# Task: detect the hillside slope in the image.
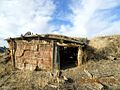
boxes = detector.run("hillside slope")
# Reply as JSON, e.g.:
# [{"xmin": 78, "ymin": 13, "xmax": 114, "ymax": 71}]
[{"xmin": 87, "ymin": 35, "xmax": 120, "ymax": 60}]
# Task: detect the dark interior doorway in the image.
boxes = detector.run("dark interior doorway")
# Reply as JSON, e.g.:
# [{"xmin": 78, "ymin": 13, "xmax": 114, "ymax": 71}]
[{"xmin": 59, "ymin": 46, "xmax": 78, "ymax": 69}]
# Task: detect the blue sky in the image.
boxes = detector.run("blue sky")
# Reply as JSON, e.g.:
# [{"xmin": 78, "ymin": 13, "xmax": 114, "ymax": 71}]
[{"xmin": 0, "ymin": 0, "xmax": 120, "ymax": 46}]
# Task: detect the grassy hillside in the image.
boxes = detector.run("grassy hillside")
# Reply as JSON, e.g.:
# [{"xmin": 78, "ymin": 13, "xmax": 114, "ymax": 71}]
[{"xmin": 87, "ymin": 35, "xmax": 120, "ymax": 60}]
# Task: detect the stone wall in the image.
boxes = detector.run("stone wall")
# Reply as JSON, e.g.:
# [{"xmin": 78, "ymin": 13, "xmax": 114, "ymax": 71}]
[{"xmin": 13, "ymin": 39, "xmax": 52, "ymax": 70}]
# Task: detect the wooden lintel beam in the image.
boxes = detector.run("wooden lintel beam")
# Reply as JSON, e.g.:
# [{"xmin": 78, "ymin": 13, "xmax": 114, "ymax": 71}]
[{"xmin": 57, "ymin": 42, "xmax": 80, "ymax": 47}]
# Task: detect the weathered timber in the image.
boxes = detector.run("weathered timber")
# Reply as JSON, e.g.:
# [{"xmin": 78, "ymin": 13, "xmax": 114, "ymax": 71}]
[
  {"xmin": 6, "ymin": 34, "xmax": 87, "ymax": 71},
  {"xmin": 54, "ymin": 44, "xmax": 60, "ymax": 70},
  {"xmin": 51, "ymin": 41, "xmax": 55, "ymax": 71},
  {"xmin": 77, "ymin": 46, "xmax": 83, "ymax": 66},
  {"xmin": 57, "ymin": 42, "xmax": 80, "ymax": 47},
  {"xmin": 10, "ymin": 39, "xmax": 16, "ymax": 69}
]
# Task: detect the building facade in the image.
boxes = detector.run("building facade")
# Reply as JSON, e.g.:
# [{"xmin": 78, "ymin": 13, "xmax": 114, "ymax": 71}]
[{"xmin": 6, "ymin": 34, "xmax": 88, "ymax": 71}]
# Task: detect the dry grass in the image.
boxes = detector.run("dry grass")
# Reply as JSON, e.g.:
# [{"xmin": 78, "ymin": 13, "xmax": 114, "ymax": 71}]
[
  {"xmin": 62, "ymin": 59, "xmax": 120, "ymax": 90},
  {"xmin": 1, "ymin": 59, "xmax": 120, "ymax": 90},
  {"xmin": 0, "ymin": 35, "xmax": 120, "ymax": 90},
  {"xmin": 86, "ymin": 35, "xmax": 120, "ymax": 60}
]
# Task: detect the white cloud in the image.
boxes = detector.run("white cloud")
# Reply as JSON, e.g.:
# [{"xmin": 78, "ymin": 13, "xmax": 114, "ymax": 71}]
[
  {"xmin": 19, "ymin": 16, "xmax": 52, "ymax": 34},
  {"xmin": 61, "ymin": 0, "xmax": 101, "ymax": 37},
  {"xmin": 0, "ymin": 0, "xmax": 120, "ymax": 47},
  {"xmin": 98, "ymin": 21, "xmax": 120, "ymax": 36},
  {"xmin": 0, "ymin": 0, "xmax": 55, "ymax": 39},
  {"xmin": 58, "ymin": 25, "xmax": 87, "ymax": 37},
  {"xmin": 98, "ymin": 0, "xmax": 120, "ymax": 9},
  {"xmin": 58, "ymin": 0, "xmax": 120, "ymax": 37}
]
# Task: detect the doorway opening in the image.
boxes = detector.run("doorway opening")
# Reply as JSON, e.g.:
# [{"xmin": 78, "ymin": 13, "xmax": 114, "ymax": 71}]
[{"xmin": 59, "ymin": 46, "xmax": 78, "ymax": 69}]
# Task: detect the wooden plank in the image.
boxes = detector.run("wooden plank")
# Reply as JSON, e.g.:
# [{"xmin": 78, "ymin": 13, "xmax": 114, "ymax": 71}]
[
  {"xmin": 51, "ymin": 41, "xmax": 60, "ymax": 71},
  {"xmin": 57, "ymin": 42, "xmax": 80, "ymax": 47},
  {"xmin": 54, "ymin": 44, "xmax": 60, "ymax": 70},
  {"xmin": 51, "ymin": 41, "xmax": 55, "ymax": 71},
  {"xmin": 77, "ymin": 46, "xmax": 83, "ymax": 67},
  {"xmin": 6, "ymin": 34, "xmax": 86, "ymax": 45},
  {"xmin": 10, "ymin": 39, "xmax": 16, "ymax": 69}
]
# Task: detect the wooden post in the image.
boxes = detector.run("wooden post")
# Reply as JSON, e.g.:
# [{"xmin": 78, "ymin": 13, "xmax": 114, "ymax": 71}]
[
  {"xmin": 77, "ymin": 46, "xmax": 83, "ymax": 67},
  {"xmin": 51, "ymin": 41, "xmax": 60, "ymax": 71},
  {"xmin": 55, "ymin": 45, "xmax": 60, "ymax": 70},
  {"xmin": 10, "ymin": 39, "xmax": 16, "ymax": 69},
  {"xmin": 51, "ymin": 41, "xmax": 55, "ymax": 71}
]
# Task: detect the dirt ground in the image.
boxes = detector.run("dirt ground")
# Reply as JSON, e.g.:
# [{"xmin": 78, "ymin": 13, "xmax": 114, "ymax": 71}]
[{"xmin": 0, "ymin": 58, "xmax": 120, "ymax": 90}]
